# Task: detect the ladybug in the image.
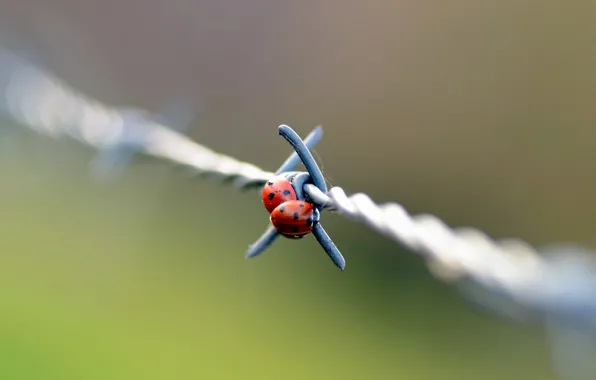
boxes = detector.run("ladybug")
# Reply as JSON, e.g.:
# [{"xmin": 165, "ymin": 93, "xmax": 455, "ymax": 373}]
[
  {"xmin": 261, "ymin": 177, "xmax": 297, "ymax": 213},
  {"xmin": 270, "ymin": 200, "xmax": 318, "ymax": 238}
]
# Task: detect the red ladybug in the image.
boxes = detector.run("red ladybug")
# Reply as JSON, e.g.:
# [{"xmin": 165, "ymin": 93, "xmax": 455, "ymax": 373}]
[
  {"xmin": 270, "ymin": 200, "xmax": 317, "ymax": 238},
  {"xmin": 261, "ymin": 177, "xmax": 297, "ymax": 213}
]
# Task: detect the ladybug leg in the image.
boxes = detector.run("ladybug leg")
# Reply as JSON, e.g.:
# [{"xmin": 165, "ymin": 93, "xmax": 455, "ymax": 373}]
[
  {"xmin": 274, "ymin": 125, "xmax": 322, "ymax": 175},
  {"xmin": 245, "ymin": 226, "xmax": 280, "ymax": 258},
  {"xmin": 312, "ymin": 224, "xmax": 346, "ymax": 270}
]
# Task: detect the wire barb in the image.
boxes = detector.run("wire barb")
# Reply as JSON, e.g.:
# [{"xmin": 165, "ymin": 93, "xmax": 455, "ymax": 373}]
[{"xmin": 246, "ymin": 126, "xmax": 345, "ymax": 270}]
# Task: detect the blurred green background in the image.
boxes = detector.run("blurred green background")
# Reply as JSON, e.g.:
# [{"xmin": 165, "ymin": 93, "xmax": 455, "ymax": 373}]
[{"xmin": 1, "ymin": 1, "xmax": 596, "ymax": 379}]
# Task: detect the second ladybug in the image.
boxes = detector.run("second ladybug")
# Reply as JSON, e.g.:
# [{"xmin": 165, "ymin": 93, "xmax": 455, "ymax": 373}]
[
  {"xmin": 270, "ymin": 200, "xmax": 319, "ymax": 238},
  {"xmin": 261, "ymin": 177, "xmax": 298, "ymax": 213}
]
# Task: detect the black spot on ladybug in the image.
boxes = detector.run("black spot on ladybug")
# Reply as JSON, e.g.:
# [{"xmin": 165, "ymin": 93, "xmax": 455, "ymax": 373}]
[
  {"xmin": 283, "ymin": 189, "xmax": 291, "ymax": 196},
  {"xmin": 306, "ymin": 217, "xmax": 313, "ymax": 226},
  {"xmin": 279, "ymin": 206, "xmax": 285, "ymax": 213},
  {"xmin": 292, "ymin": 226, "xmax": 299, "ymax": 232},
  {"xmin": 299, "ymin": 203, "xmax": 304, "ymax": 207},
  {"xmin": 293, "ymin": 212, "xmax": 299, "ymax": 220},
  {"xmin": 268, "ymin": 193, "xmax": 275, "ymax": 200},
  {"xmin": 267, "ymin": 182, "xmax": 273, "ymax": 186}
]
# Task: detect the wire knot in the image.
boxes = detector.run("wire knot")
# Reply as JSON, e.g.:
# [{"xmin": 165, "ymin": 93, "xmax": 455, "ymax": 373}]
[{"xmin": 244, "ymin": 125, "xmax": 346, "ymax": 270}]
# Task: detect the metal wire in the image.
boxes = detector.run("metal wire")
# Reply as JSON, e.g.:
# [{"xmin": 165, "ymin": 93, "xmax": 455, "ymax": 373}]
[
  {"xmin": 2, "ymin": 46, "xmax": 596, "ymax": 378},
  {"xmin": 0, "ymin": 46, "xmax": 273, "ymax": 189}
]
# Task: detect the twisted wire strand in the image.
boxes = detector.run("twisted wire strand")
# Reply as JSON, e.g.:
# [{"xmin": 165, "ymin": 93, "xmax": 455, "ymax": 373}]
[
  {"xmin": 2, "ymin": 45, "xmax": 596, "ymax": 350},
  {"xmin": 0, "ymin": 46, "xmax": 273, "ymax": 188},
  {"xmin": 305, "ymin": 185, "xmax": 545, "ymax": 289}
]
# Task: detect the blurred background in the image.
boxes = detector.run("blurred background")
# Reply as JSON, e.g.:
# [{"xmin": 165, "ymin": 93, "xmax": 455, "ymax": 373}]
[{"xmin": 1, "ymin": 1, "xmax": 595, "ymax": 379}]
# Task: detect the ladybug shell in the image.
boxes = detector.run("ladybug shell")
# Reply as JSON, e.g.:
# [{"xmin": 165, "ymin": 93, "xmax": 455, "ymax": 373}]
[
  {"xmin": 261, "ymin": 177, "xmax": 297, "ymax": 213},
  {"xmin": 270, "ymin": 200, "xmax": 315, "ymax": 238}
]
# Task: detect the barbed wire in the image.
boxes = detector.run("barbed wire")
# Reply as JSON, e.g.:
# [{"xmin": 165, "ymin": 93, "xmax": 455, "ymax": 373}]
[
  {"xmin": 1, "ymin": 45, "xmax": 596, "ymax": 379},
  {"xmin": 0, "ymin": 46, "xmax": 273, "ymax": 188}
]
